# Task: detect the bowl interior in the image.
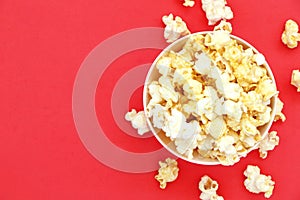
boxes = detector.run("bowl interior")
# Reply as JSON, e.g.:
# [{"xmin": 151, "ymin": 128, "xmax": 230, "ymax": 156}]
[{"xmin": 143, "ymin": 32, "xmax": 277, "ymax": 165}]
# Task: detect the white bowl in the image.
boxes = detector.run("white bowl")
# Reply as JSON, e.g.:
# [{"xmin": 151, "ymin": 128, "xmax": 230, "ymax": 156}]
[{"xmin": 143, "ymin": 31, "xmax": 277, "ymax": 165}]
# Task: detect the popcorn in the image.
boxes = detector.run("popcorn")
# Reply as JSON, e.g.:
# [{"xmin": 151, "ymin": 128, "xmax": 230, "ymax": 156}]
[
  {"xmin": 198, "ymin": 175, "xmax": 224, "ymax": 200},
  {"xmin": 244, "ymin": 165, "xmax": 275, "ymax": 198},
  {"xmin": 258, "ymin": 131, "xmax": 279, "ymax": 159},
  {"xmin": 281, "ymin": 19, "xmax": 300, "ymax": 48},
  {"xmin": 146, "ymin": 27, "xmax": 277, "ymax": 165},
  {"xmin": 274, "ymin": 97, "xmax": 286, "ymax": 122},
  {"xmin": 125, "ymin": 109, "xmax": 150, "ymax": 135},
  {"xmin": 156, "ymin": 56, "xmax": 172, "ymax": 77},
  {"xmin": 183, "ymin": 0, "xmax": 195, "ymax": 7},
  {"xmin": 162, "ymin": 14, "xmax": 191, "ymax": 43},
  {"xmin": 162, "ymin": 108, "xmax": 186, "ymax": 139},
  {"xmin": 201, "ymin": 0, "xmax": 233, "ymax": 25},
  {"xmin": 155, "ymin": 158, "xmax": 179, "ymax": 189},
  {"xmin": 222, "ymin": 100, "xmax": 243, "ymax": 121},
  {"xmin": 213, "ymin": 20, "xmax": 232, "ymax": 33},
  {"xmin": 205, "ymin": 116, "xmax": 227, "ymax": 139},
  {"xmin": 291, "ymin": 69, "xmax": 300, "ymax": 92}
]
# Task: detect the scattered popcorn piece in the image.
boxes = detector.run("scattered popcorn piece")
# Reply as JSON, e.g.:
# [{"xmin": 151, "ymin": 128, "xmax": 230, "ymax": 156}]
[
  {"xmin": 244, "ymin": 165, "xmax": 275, "ymax": 198},
  {"xmin": 125, "ymin": 109, "xmax": 150, "ymax": 135},
  {"xmin": 183, "ymin": 0, "xmax": 195, "ymax": 7},
  {"xmin": 258, "ymin": 131, "xmax": 279, "ymax": 159},
  {"xmin": 155, "ymin": 158, "xmax": 179, "ymax": 189},
  {"xmin": 213, "ymin": 20, "xmax": 232, "ymax": 33},
  {"xmin": 274, "ymin": 97, "xmax": 286, "ymax": 122},
  {"xmin": 291, "ymin": 69, "xmax": 300, "ymax": 92},
  {"xmin": 201, "ymin": 0, "xmax": 233, "ymax": 25},
  {"xmin": 281, "ymin": 19, "xmax": 300, "ymax": 48},
  {"xmin": 199, "ymin": 175, "xmax": 224, "ymax": 200},
  {"xmin": 162, "ymin": 13, "xmax": 191, "ymax": 43}
]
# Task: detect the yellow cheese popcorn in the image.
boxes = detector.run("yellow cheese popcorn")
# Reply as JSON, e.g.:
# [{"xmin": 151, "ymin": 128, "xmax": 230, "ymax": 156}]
[
  {"xmin": 244, "ymin": 165, "xmax": 275, "ymax": 198},
  {"xmin": 198, "ymin": 175, "xmax": 224, "ymax": 200},
  {"xmin": 162, "ymin": 14, "xmax": 191, "ymax": 43},
  {"xmin": 155, "ymin": 158, "xmax": 179, "ymax": 189},
  {"xmin": 281, "ymin": 19, "xmax": 300, "ymax": 48},
  {"xmin": 291, "ymin": 69, "xmax": 300, "ymax": 92}
]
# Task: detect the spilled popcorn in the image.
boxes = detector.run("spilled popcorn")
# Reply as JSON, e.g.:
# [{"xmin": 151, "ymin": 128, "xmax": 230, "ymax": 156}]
[
  {"xmin": 183, "ymin": 0, "xmax": 195, "ymax": 7},
  {"xmin": 244, "ymin": 165, "xmax": 275, "ymax": 198},
  {"xmin": 291, "ymin": 69, "xmax": 300, "ymax": 92},
  {"xmin": 258, "ymin": 131, "xmax": 279, "ymax": 159},
  {"xmin": 274, "ymin": 97, "xmax": 286, "ymax": 122},
  {"xmin": 162, "ymin": 13, "xmax": 191, "ymax": 43},
  {"xmin": 125, "ymin": 109, "xmax": 150, "ymax": 135},
  {"xmin": 281, "ymin": 19, "xmax": 300, "ymax": 48},
  {"xmin": 201, "ymin": 0, "xmax": 233, "ymax": 25},
  {"xmin": 198, "ymin": 175, "xmax": 224, "ymax": 200},
  {"xmin": 155, "ymin": 158, "xmax": 179, "ymax": 189},
  {"xmin": 146, "ymin": 21, "xmax": 278, "ymax": 166}
]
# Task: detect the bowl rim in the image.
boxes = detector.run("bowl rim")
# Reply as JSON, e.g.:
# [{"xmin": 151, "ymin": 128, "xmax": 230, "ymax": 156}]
[{"xmin": 142, "ymin": 31, "xmax": 278, "ymax": 165}]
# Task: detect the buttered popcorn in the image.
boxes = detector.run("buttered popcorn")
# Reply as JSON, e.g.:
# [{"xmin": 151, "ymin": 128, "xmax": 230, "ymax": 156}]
[
  {"xmin": 146, "ymin": 21, "xmax": 278, "ymax": 166},
  {"xmin": 155, "ymin": 158, "xmax": 179, "ymax": 189},
  {"xmin": 244, "ymin": 165, "xmax": 275, "ymax": 198},
  {"xmin": 281, "ymin": 19, "xmax": 300, "ymax": 48},
  {"xmin": 162, "ymin": 14, "xmax": 191, "ymax": 43},
  {"xmin": 198, "ymin": 175, "xmax": 224, "ymax": 200},
  {"xmin": 201, "ymin": 0, "xmax": 233, "ymax": 25}
]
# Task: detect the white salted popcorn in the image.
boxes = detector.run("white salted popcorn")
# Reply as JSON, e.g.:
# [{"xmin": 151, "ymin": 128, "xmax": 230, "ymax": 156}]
[
  {"xmin": 162, "ymin": 13, "xmax": 191, "ymax": 43},
  {"xmin": 222, "ymin": 100, "xmax": 243, "ymax": 121},
  {"xmin": 198, "ymin": 175, "xmax": 224, "ymax": 200},
  {"xmin": 158, "ymin": 76, "xmax": 179, "ymax": 103},
  {"xmin": 244, "ymin": 165, "xmax": 275, "ymax": 198},
  {"xmin": 274, "ymin": 97, "xmax": 286, "ymax": 122},
  {"xmin": 281, "ymin": 19, "xmax": 300, "ymax": 48},
  {"xmin": 183, "ymin": 0, "xmax": 195, "ymax": 7},
  {"xmin": 183, "ymin": 79, "xmax": 203, "ymax": 100},
  {"xmin": 173, "ymin": 67, "xmax": 194, "ymax": 86},
  {"xmin": 215, "ymin": 73, "xmax": 243, "ymax": 101},
  {"xmin": 147, "ymin": 81, "xmax": 163, "ymax": 110},
  {"xmin": 156, "ymin": 57, "xmax": 172, "ymax": 77},
  {"xmin": 125, "ymin": 109, "xmax": 150, "ymax": 135},
  {"xmin": 174, "ymin": 120, "xmax": 201, "ymax": 159},
  {"xmin": 205, "ymin": 116, "xmax": 227, "ymax": 139},
  {"xmin": 155, "ymin": 158, "xmax": 179, "ymax": 189},
  {"xmin": 215, "ymin": 135, "xmax": 236, "ymax": 155},
  {"xmin": 149, "ymin": 104, "xmax": 168, "ymax": 129},
  {"xmin": 255, "ymin": 78, "xmax": 278, "ymax": 101},
  {"xmin": 162, "ymin": 108, "xmax": 186, "ymax": 139},
  {"xmin": 291, "ymin": 69, "xmax": 300, "ymax": 92},
  {"xmin": 213, "ymin": 20, "xmax": 232, "ymax": 33},
  {"xmin": 194, "ymin": 52, "xmax": 212, "ymax": 75},
  {"xmin": 201, "ymin": 0, "xmax": 233, "ymax": 25},
  {"xmin": 258, "ymin": 131, "xmax": 279, "ymax": 159},
  {"xmin": 209, "ymin": 31, "xmax": 231, "ymax": 49},
  {"xmin": 254, "ymin": 53, "xmax": 266, "ymax": 66}
]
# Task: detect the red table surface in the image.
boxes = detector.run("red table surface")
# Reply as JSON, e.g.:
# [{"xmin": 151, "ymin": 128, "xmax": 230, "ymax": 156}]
[{"xmin": 1, "ymin": 0, "xmax": 300, "ymax": 199}]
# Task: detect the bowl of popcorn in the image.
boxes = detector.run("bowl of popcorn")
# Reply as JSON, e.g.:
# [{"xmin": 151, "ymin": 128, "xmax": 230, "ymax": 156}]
[{"xmin": 143, "ymin": 22, "xmax": 278, "ymax": 166}]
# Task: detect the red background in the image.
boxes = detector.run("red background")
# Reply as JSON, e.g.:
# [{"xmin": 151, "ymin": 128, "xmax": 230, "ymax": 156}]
[{"xmin": 1, "ymin": 0, "xmax": 300, "ymax": 199}]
